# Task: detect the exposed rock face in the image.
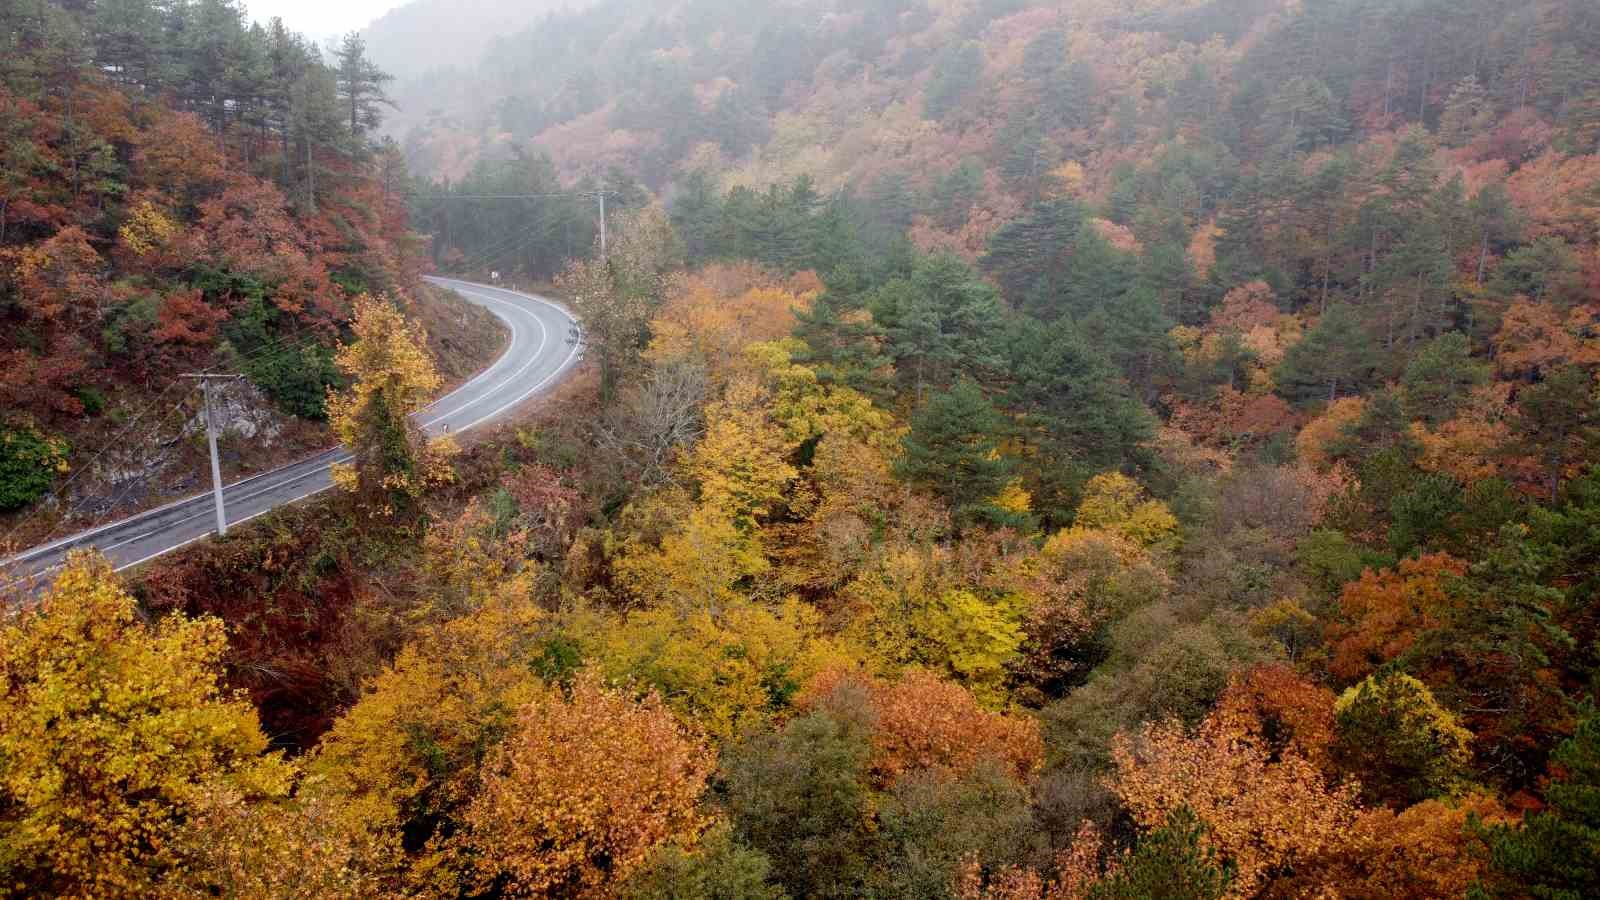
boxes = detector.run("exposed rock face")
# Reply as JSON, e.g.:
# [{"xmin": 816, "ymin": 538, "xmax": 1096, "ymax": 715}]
[
  {"xmin": 67, "ymin": 382, "xmax": 297, "ymax": 520},
  {"xmin": 180, "ymin": 380, "xmax": 288, "ymax": 443}
]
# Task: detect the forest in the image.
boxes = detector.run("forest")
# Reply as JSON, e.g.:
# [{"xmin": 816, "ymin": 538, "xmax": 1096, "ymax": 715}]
[
  {"xmin": 0, "ymin": 0, "xmax": 502, "ymax": 546},
  {"xmin": 4, "ymin": 0, "xmax": 1600, "ymax": 897}
]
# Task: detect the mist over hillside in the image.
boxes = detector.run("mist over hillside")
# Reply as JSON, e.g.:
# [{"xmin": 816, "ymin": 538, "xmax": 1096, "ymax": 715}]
[
  {"xmin": 361, "ymin": 0, "xmax": 600, "ymax": 138},
  {"xmin": 6, "ymin": 1, "xmax": 1600, "ymax": 897}
]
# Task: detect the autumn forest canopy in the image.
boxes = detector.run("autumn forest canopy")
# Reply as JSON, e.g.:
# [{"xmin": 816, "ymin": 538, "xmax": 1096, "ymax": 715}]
[{"xmin": 4, "ymin": 0, "xmax": 1600, "ymax": 897}]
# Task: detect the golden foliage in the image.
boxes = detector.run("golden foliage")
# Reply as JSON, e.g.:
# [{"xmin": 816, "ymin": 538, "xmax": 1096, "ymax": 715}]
[
  {"xmin": 1492, "ymin": 300, "xmax": 1600, "ymax": 377},
  {"xmin": 462, "ymin": 675, "xmax": 712, "ymax": 896},
  {"xmin": 308, "ymin": 591, "xmax": 547, "ymax": 888},
  {"xmin": 686, "ymin": 375, "xmax": 798, "ymax": 528},
  {"xmin": 840, "ymin": 545, "xmax": 1029, "ymax": 703},
  {"xmin": 573, "ymin": 596, "xmax": 850, "ymax": 742},
  {"xmin": 616, "ymin": 501, "xmax": 771, "ymax": 610},
  {"xmin": 745, "ymin": 338, "xmax": 898, "ymax": 450},
  {"xmin": 1413, "ymin": 384, "xmax": 1517, "ymax": 483},
  {"xmin": 1069, "ymin": 472, "xmax": 1178, "ymax": 549},
  {"xmin": 0, "ymin": 554, "xmax": 292, "ymax": 895},
  {"xmin": 647, "ymin": 264, "xmax": 815, "ymax": 383},
  {"xmin": 1110, "ymin": 703, "xmax": 1360, "ymax": 897},
  {"xmin": 1296, "ymin": 397, "xmax": 1366, "ymax": 471},
  {"xmin": 118, "ymin": 198, "xmax": 179, "ymax": 256},
  {"xmin": 1285, "ymin": 794, "xmax": 1509, "ymax": 898},
  {"xmin": 419, "ymin": 497, "xmax": 537, "ymax": 616},
  {"xmin": 326, "ymin": 295, "xmax": 447, "ymax": 517},
  {"xmin": 164, "ymin": 782, "xmax": 384, "ymax": 899}
]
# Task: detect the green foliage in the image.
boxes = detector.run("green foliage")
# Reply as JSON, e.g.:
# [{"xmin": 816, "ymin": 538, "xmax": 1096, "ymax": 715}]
[
  {"xmin": 0, "ymin": 424, "xmax": 68, "ymax": 511},
  {"xmin": 925, "ymin": 41, "xmax": 984, "ymax": 121},
  {"xmin": 219, "ymin": 290, "xmax": 343, "ymax": 420},
  {"xmin": 1515, "ymin": 366, "xmax": 1600, "ymax": 499},
  {"xmin": 622, "ymin": 824, "xmax": 788, "ymax": 900},
  {"xmin": 1333, "ymin": 670, "xmax": 1474, "ymax": 806},
  {"xmin": 896, "ymin": 380, "xmax": 1014, "ymax": 528},
  {"xmin": 1274, "ymin": 303, "xmax": 1379, "ymax": 406},
  {"xmin": 1005, "ymin": 318, "xmax": 1153, "ymax": 524},
  {"xmin": 871, "ymin": 253, "xmax": 1006, "ymax": 398},
  {"xmin": 1491, "ymin": 238, "xmax": 1588, "ymax": 309},
  {"xmin": 1402, "ymin": 333, "xmax": 1489, "ymax": 425},
  {"xmin": 792, "ymin": 287, "xmax": 893, "ymax": 396},
  {"xmin": 875, "ymin": 762, "xmax": 1040, "ymax": 897},
  {"xmin": 1043, "ymin": 611, "xmax": 1270, "ymax": 772},
  {"xmin": 720, "ymin": 703, "xmax": 878, "ymax": 899},
  {"xmin": 1087, "ymin": 807, "xmax": 1232, "ymax": 900},
  {"xmin": 1388, "ymin": 472, "xmax": 1465, "ymax": 556},
  {"xmin": 1474, "ymin": 709, "xmax": 1600, "ymax": 900},
  {"xmin": 1298, "ymin": 529, "xmax": 1391, "ymax": 593}
]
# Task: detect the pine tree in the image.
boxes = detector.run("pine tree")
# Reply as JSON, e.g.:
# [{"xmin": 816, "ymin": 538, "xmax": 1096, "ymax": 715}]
[
  {"xmin": 871, "ymin": 254, "xmax": 1004, "ymax": 402},
  {"xmin": 1515, "ymin": 366, "xmax": 1600, "ymax": 500},
  {"xmin": 896, "ymin": 380, "xmax": 1014, "ymax": 528},
  {"xmin": 1440, "ymin": 75, "xmax": 1492, "ymax": 147},
  {"xmin": 670, "ymin": 170, "xmax": 724, "ymax": 265},
  {"xmin": 1006, "ymin": 318, "xmax": 1153, "ymax": 524},
  {"xmin": 333, "ymin": 31, "xmax": 395, "ymax": 145},
  {"xmin": 1088, "ymin": 808, "xmax": 1232, "ymax": 900},
  {"xmin": 925, "ymin": 41, "xmax": 984, "ymax": 121},
  {"xmin": 1475, "ymin": 710, "xmax": 1600, "ymax": 899},
  {"xmin": 1274, "ymin": 303, "xmax": 1380, "ymax": 406},
  {"xmin": 1401, "ymin": 332, "xmax": 1489, "ymax": 425}
]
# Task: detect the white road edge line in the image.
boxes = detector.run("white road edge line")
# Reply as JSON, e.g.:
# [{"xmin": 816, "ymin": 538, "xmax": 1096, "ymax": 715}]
[
  {"xmin": 5, "ymin": 285, "xmax": 532, "ymax": 567},
  {"xmin": 97, "ymin": 288, "xmax": 566, "ymax": 548},
  {"xmin": 6, "ymin": 281, "xmax": 581, "ymax": 574}
]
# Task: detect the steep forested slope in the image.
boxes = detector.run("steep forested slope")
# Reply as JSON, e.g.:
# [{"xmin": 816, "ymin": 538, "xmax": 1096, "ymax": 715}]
[
  {"xmin": 0, "ymin": 0, "xmax": 498, "ymax": 545},
  {"xmin": 5, "ymin": 1, "xmax": 1600, "ymax": 897}
]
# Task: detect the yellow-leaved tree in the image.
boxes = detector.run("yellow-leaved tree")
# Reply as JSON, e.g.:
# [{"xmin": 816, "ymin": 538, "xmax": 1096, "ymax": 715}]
[
  {"xmin": 0, "ymin": 553, "xmax": 294, "ymax": 895},
  {"xmin": 308, "ymin": 590, "xmax": 547, "ymax": 893},
  {"xmin": 686, "ymin": 376, "xmax": 797, "ymax": 530},
  {"xmin": 327, "ymin": 295, "xmax": 454, "ymax": 521},
  {"xmin": 571, "ymin": 596, "xmax": 852, "ymax": 742},
  {"xmin": 1068, "ymin": 472, "xmax": 1178, "ymax": 549}
]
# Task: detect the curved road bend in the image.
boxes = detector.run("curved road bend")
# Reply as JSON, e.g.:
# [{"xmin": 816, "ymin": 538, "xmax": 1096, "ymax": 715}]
[{"xmin": 1, "ymin": 278, "xmax": 580, "ymax": 585}]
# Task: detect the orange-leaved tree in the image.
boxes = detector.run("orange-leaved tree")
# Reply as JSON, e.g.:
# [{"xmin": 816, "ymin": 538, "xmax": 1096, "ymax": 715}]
[
  {"xmin": 802, "ymin": 668, "xmax": 1043, "ymax": 787},
  {"xmin": 462, "ymin": 674, "xmax": 712, "ymax": 896},
  {"xmin": 1110, "ymin": 701, "xmax": 1359, "ymax": 897},
  {"xmin": 1326, "ymin": 553, "xmax": 1467, "ymax": 681}
]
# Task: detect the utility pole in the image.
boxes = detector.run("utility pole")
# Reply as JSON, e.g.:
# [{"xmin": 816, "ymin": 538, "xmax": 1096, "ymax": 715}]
[
  {"xmin": 595, "ymin": 184, "xmax": 607, "ymax": 259},
  {"xmin": 181, "ymin": 374, "xmax": 244, "ymax": 537}
]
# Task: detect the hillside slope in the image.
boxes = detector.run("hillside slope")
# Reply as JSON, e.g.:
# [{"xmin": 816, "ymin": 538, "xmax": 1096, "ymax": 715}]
[{"xmin": 0, "ymin": 0, "xmax": 501, "ymax": 548}]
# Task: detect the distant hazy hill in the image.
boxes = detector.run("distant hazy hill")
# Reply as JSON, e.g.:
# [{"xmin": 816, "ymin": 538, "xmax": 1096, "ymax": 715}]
[{"xmin": 361, "ymin": 0, "xmax": 597, "ymax": 83}]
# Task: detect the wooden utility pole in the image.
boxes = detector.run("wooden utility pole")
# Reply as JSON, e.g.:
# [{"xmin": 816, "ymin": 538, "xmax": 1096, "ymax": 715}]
[{"xmin": 181, "ymin": 375, "xmax": 245, "ymax": 537}]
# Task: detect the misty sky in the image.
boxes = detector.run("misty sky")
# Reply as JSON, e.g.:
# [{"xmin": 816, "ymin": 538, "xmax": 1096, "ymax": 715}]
[{"xmin": 245, "ymin": 0, "xmax": 405, "ymax": 39}]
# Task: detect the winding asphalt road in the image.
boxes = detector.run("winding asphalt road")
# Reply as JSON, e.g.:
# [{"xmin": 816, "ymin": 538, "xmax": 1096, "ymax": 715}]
[{"xmin": 1, "ymin": 278, "xmax": 580, "ymax": 585}]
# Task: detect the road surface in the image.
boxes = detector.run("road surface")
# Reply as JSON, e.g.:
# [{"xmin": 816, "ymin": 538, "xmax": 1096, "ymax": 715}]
[{"xmin": 1, "ymin": 278, "xmax": 580, "ymax": 586}]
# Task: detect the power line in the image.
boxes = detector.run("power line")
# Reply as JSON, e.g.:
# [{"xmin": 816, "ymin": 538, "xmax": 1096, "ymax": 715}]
[
  {"xmin": 0, "ymin": 385, "xmax": 190, "ymax": 557},
  {"xmin": 407, "ymin": 190, "xmax": 614, "ymax": 201}
]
